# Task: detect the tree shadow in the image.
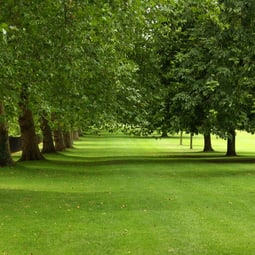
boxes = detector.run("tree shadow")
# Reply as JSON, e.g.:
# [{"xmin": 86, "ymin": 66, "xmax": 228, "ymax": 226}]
[
  {"xmin": 0, "ymin": 188, "xmax": 174, "ymax": 213},
  {"xmin": 10, "ymin": 150, "xmax": 255, "ymax": 181}
]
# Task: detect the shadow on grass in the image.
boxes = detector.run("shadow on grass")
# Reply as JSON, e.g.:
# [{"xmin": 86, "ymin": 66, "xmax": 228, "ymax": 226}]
[
  {"xmin": 0, "ymin": 188, "xmax": 173, "ymax": 213},
  {"xmin": 45, "ymin": 152, "xmax": 255, "ymax": 165},
  {"xmin": 11, "ymin": 152, "xmax": 255, "ymax": 180}
]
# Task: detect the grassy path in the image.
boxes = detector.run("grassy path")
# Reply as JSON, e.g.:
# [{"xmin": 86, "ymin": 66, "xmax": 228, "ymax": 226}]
[{"xmin": 1, "ymin": 134, "xmax": 255, "ymax": 254}]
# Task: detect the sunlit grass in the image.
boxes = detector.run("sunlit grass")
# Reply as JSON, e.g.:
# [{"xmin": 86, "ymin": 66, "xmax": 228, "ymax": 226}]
[{"xmin": 1, "ymin": 132, "xmax": 255, "ymax": 254}]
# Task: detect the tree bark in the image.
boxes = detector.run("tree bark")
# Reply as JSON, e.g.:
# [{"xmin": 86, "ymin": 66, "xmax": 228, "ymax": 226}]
[
  {"xmin": 161, "ymin": 129, "xmax": 168, "ymax": 138},
  {"xmin": 54, "ymin": 130, "xmax": 66, "ymax": 151},
  {"xmin": 64, "ymin": 131, "xmax": 73, "ymax": 148},
  {"xmin": 226, "ymin": 130, "xmax": 237, "ymax": 156},
  {"xmin": 73, "ymin": 130, "xmax": 79, "ymax": 140},
  {"xmin": 18, "ymin": 86, "xmax": 44, "ymax": 161},
  {"xmin": 203, "ymin": 133, "xmax": 214, "ymax": 152},
  {"xmin": 18, "ymin": 104, "xmax": 44, "ymax": 161},
  {"xmin": 190, "ymin": 133, "xmax": 193, "ymax": 149},
  {"xmin": 40, "ymin": 115, "xmax": 56, "ymax": 153},
  {"xmin": 0, "ymin": 101, "xmax": 13, "ymax": 166},
  {"xmin": 180, "ymin": 130, "xmax": 183, "ymax": 145}
]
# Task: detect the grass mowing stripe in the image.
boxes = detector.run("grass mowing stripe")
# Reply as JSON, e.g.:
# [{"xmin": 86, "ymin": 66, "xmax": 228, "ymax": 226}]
[{"xmin": 1, "ymin": 133, "xmax": 255, "ymax": 254}]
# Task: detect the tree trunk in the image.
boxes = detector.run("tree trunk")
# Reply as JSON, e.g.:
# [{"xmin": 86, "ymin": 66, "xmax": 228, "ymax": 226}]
[
  {"xmin": 73, "ymin": 130, "xmax": 79, "ymax": 140},
  {"xmin": 180, "ymin": 130, "xmax": 183, "ymax": 145},
  {"xmin": 161, "ymin": 126, "xmax": 168, "ymax": 138},
  {"xmin": 18, "ymin": 86, "xmax": 44, "ymax": 161},
  {"xmin": 190, "ymin": 133, "xmax": 193, "ymax": 149},
  {"xmin": 18, "ymin": 106, "xmax": 44, "ymax": 161},
  {"xmin": 40, "ymin": 115, "xmax": 56, "ymax": 153},
  {"xmin": 64, "ymin": 131, "xmax": 73, "ymax": 148},
  {"xmin": 54, "ymin": 130, "xmax": 66, "ymax": 151},
  {"xmin": 203, "ymin": 133, "xmax": 214, "ymax": 152},
  {"xmin": 0, "ymin": 101, "xmax": 13, "ymax": 166},
  {"xmin": 226, "ymin": 130, "xmax": 237, "ymax": 156},
  {"xmin": 161, "ymin": 130, "xmax": 168, "ymax": 138}
]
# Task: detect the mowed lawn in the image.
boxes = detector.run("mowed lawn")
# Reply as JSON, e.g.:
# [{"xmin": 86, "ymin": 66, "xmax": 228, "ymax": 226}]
[{"xmin": 1, "ymin": 132, "xmax": 255, "ymax": 255}]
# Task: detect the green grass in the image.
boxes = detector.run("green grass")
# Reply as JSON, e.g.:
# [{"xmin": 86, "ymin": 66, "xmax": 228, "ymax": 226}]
[{"xmin": 1, "ymin": 132, "xmax": 255, "ymax": 254}]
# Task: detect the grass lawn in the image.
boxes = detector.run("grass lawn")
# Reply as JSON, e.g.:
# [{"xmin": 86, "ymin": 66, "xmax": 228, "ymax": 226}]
[{"xmin": 1, "ymin": 132, "xmax": 255, "ymax": 254}]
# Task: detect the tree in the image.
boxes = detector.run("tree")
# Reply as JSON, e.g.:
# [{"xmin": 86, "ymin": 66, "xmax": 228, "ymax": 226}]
[
  {"xmin": 150, "ymin": 0, "xmax": 221, "ymax": 150},
  {"xmin": 211, "ymin": 0, "xmax": 255, "ymax": 156},
  {"xmin": 148, "ymin": 0, "xmax": 255, "ymax": 156}
]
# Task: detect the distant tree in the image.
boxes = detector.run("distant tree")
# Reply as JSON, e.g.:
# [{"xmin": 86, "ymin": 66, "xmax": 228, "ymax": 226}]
[{"xmin": 151, "ymin": 0, "xmax": 221, "ymax": 150}]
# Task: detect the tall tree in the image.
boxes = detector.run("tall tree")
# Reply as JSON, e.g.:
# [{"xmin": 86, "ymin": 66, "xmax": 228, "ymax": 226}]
[
  {"xmin": 211, "ymin": 0, "xmax": 255, "ymax": 156},
  {"xmin": 151, "ymin": 0, "xmax": 221, "ymax": 148}
]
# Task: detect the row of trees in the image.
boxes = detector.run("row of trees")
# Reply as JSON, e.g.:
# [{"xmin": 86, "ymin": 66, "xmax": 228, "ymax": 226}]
[
  {"xmin": 0, "ymin": 0, "xmax": 255, "ymax": 165},
  {"xmin": 136, "ymin": 0, "xmax": 255, "ymax": 156},
  {"xmin": 0, "ymin": 0, "xmax": 142, "ymax": 165}
]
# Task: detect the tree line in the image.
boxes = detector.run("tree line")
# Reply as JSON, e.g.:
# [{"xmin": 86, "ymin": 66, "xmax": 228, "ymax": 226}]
[{"xmin": 0, "ymin": 0, "xmax": 255, "ymax": 165}]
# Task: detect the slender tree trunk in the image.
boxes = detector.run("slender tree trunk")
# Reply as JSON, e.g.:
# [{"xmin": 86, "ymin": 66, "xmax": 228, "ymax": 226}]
[
  {"xmin": 190, "ymin": 133, "xmax": 193, "ymax": 149},
  {"xmin": 203, "ymin": 133, "xmax": 214, "ymax": 152},
  {"xmin": 180, "ymin": 130, "xmax": 183, "ymax": 145},
  {"xmin": 40, "ymin": 115, "xmax": 56, "ymax": 153},
  {"xmin": 0, "ymin": 101, "xmax": 13, "ymax": 166},
  {"xmin": 64, "ymin": 131, "xmax": 73, "ymax": 148},
  {"xmin": 54, "ymin": 130, "xmax": 66, "ymax": 151},
  {"xmin": 226, "ymin": 130, "xmax": 237, "ymax": 156}
]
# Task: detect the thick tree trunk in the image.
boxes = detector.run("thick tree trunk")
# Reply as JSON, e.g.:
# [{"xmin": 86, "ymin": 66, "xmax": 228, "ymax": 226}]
[
  {"xmin": 40, "ymin": 115, "xmax": 56, "ymax": 153},
  {"xmin": 161, "ymin": 129, "xmax": 168, "ymax": 138},
  {"xmin": 18, "ymin": 107, "xmax": 44, "ymax": 161},
  {"xmin": 64, "ymin": 131, "xmax": 73, "ymax": 148},
  {"xmin": 203, "ymin": 133, "xmax": 214, "ymax": 152},
  {"xmin": 0, "ymin": 101, "xmax": 13, "ymax": 166},
  {"xmin": 54, "ymin": 130, "xmax": 66, "ymax": 151},
  {"xmin": 226, "ymin": 130, "xmax": 237, "ymax": 156},
  {"xmin": 18, "ymin": 86, "xmax": 44, "ymax": 161}
]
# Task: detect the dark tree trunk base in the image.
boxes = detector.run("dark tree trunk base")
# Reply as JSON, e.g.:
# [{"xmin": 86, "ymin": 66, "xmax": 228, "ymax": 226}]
[
  {"xmin": 161, "ymin": 131, "xmax": 168, "ymax": 138},
  {"xmin": 203, "ymin": 133, "xmax": 214, "ymax": 152},
  {"xmin": 19, "ymin": 152, "xmax": 45, "ymax": 162},
  {"xmin": 226, "ymin": 130, "xmax": 237, "ymax": 157},
  {"xmin": 190, "ymin": 133, "xmax": 193, "ymax": 149},
  {"xmin": 18, "ymin": 86, "xmax": 44, "ymax": 161},
  {"xmin": 180, "ymin": 131, "xmax": 183, "ymax": 145},
  {"xmin": 18, "ymin": 107, "xmax": 45, "ymax": 161}
]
